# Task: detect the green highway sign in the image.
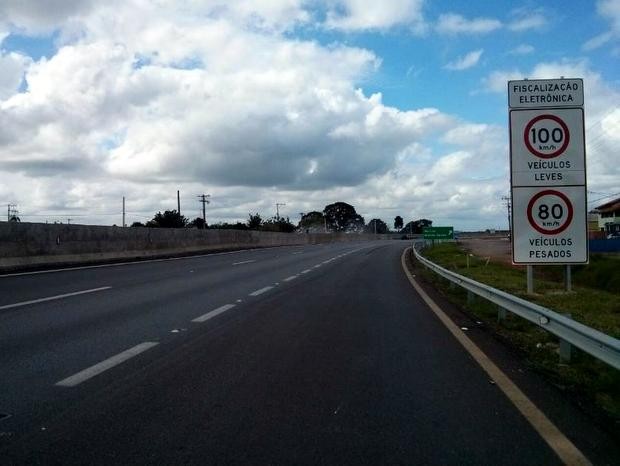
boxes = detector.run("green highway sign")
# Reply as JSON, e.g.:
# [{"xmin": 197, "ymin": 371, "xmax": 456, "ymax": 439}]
[{"xmin": 423, "ymin": 226, "xmax": 454, "ymax": 240}]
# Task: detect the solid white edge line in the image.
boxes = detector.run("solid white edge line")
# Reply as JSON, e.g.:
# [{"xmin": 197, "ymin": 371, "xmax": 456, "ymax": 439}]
[
  {"xmin": 400, "ymin": 248, "xmax": 590, "ymax": 466},
  {"xmin": 300, "ymin": 269, "xmax": 312, "ymax": 274},
  {"xmin": 249, "ymin": 286, "xmax": 273, "ymax": 296},
  {"xmin": 0, "ymin": 245, "xmax": 297, "ymax": 278},
  {"xmin": 232, "ymin": 260, "xmax": 256, "ymax": 266},
  {"xmin": 55, "ymin": 342, "xmax": 159, "ymax": 387},
  {"xmin": 192, "ymin": 304, "xmax": 236, "ymax": 323},
  {"xmin": 0, "ymin": 286, "xmax": 112, "ymax": 311},
  {"xmin": 283, "ymin": 275, "xmax": 298, "ymax": 282}
]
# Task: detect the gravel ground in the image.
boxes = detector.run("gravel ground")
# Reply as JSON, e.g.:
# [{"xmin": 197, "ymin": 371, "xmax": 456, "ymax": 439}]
[{"xmin": 458, "ymin": 236, "xmax": 513, "ymax": 264}]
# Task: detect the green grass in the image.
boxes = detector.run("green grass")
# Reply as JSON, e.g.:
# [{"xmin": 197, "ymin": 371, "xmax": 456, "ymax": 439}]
[{"xmin": 415, "ymin": 242, "xmax": 620, "ymax": 419}]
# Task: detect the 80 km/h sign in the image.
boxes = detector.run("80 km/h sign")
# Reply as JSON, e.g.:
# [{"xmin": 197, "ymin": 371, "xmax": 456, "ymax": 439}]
[
  {"xmin": 512, "ymin": 186, "xmax": 587, "ymax": 264},
  {"xmin": 526, "ymin": 189, "xmax": 573, "ymax": 235}
]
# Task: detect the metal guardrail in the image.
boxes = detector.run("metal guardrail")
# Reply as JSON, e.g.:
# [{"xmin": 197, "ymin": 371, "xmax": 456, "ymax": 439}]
[{"xmin": 413, "ymin": 244, "xmax": 620, "ymax": 370}]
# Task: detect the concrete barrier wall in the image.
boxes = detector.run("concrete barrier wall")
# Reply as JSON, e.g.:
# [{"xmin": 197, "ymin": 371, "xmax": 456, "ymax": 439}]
[{"xmin": 0, "ymin": 222, "xmax": 393, "ymax": 271}]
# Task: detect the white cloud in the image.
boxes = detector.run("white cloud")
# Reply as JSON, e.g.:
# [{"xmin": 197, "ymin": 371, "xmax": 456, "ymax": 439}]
[
  {"xmin": 324, "ymin": 0, "xmax": 427, "ymax": 32},
  {"xmin": 0, "ymin": 0, "xmax": 97, "ymax": 34},
  {"xmin": 583, "ymin": 0, "xmax": 620, "ymax": 50},
  {"xmin": 444, "ymin": 49, "xmax": 483, "ymax": 71},
  {"xmin": 508, "ymin": 13, "xmax": 547, "ymax": 32},
  {"xmin": 0, "ymin": 0, "xmax": 475, "ymax": 228},
  {"xmin": 0, "ymin": 50, "xmax": 30, "ymax": 99},
  {"xmin": 509, "ymin": 44, "xmax": 535, "ymax": 55},
  {"xmin": 436, "ymin": 13, "xmax": 502, "ymax": 35},
  {"xmin": 480, "ymin": 69, "xmax": 523, "ymax": 93}
]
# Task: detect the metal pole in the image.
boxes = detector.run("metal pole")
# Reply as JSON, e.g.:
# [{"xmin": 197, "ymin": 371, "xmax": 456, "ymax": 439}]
[
  {"xmin": 565, "ymin": 265, "xmax": 572, "ymax": 292},
  {"xmin": 122, "ymin": 196, "xmax": 126, "ymax": 227},
  {"xmin": 202, "ymin": 197, "xmax": 206, "ymax": 225},
  {"xmin": 177, "ymin": 190, "xmax": 181, "ymax": 216},
  {"xmin": 527, "ymin": 265, "xmax": 534, "ymax": 294}
]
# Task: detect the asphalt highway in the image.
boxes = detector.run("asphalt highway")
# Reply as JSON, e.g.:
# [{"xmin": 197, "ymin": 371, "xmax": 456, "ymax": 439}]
[{"xmin": 0, "ymin": 240, "xmax": 617, "ymax": 465}]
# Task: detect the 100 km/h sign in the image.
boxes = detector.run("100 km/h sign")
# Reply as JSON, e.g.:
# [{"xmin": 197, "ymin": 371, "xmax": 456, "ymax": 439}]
[{"xmin": 510, "ymin": 108, "xmax": 585, "ymax": 187}]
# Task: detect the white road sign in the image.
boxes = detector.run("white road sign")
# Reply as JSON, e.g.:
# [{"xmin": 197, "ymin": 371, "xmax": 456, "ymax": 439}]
[
  {"xmin": 510, "ymin": 108, "xmax": 585, "ymax": 186},
  {"xmin": 512, "ymin": 186, "xmax": 588, "ymax": 264},
  {"xmin": 508, "ymin": 78, "xmax": 584, "ymax": 108}
]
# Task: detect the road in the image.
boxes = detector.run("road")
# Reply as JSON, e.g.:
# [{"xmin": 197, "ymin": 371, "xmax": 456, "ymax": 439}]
[{"xmin": 0, "ymin": 241, "xmax": 616, "ymax": 465}]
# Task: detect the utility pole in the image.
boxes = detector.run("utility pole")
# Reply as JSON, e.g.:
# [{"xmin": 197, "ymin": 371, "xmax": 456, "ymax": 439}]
[
  {"xmin": 197, "ymin": 194, "xmax": 211, "ymax": 227},
  {"xmin": 7, "ymin": 204, "xmax": 17, "ymax": 222},
  {"xmin": 177, "ymin": 190, "xmax": 181, "ymax": 215},
  {"xmin": 501, "ymin": 195, "xmax": 512, "ymax": 236},
  {"xmin": 122, "ymin": 196, "xmax": 126, "ymax": 227},
  {"xmin": 374, "ymin": 220, "xmax": 377, "ymax": 235},
  {"xmin": 275, "ymin": 202, "xmax": 286, "ymax": 221}
]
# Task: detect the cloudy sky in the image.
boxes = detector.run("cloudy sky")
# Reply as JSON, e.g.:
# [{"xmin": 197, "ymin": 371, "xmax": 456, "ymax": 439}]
[{"xmin": 1, "ymin": 0, "xmax": 618, "ymax": 230}]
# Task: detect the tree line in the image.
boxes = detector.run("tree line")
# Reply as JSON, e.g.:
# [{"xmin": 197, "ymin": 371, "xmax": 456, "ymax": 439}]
[{"xmin": 132, "ymin": 201, "xmax": 432, "ymax": 234}]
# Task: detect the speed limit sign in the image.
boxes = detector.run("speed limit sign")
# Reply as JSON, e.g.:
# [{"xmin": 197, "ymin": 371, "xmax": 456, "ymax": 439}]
[
  {"xmin": 508, "ymin": 78, "xmax": 587, "ymax": 265},
  {"xmin": 510, "ymin": 108, "xmax": 585, "ymax": 186},
  {"xmin": 526, "ymin": 189, "xmax": 573, "ymax": 235},
  {"xmin": 512, "ymin": 186, "xmax": 587, "ymax": 264},
  {"xmin": 524, "ymin": 115, "xmax": 570, "ymax": 158}
]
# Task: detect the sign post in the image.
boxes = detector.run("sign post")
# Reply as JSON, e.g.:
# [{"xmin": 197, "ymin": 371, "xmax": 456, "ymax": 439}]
[{"xmin": 508, "ymin": 78, "xmax": 588, "ymax": 288}]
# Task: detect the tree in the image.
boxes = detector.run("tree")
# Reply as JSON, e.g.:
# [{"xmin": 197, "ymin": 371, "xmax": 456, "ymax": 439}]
[
  {"xmin": 188, "ymin": 217, "xmax": 206, "ymax": 229},
  {"xmin": 209, "ymin": 222, "xmax": 248, "ymax": 230},
  {"xmin": 261, "ymin": 216, "xmax": 296, "ymax": 233},
  {"xmin": 394, "ymin": 215, "xmax": 403, "ymax": 231},
  {"xmin": 247, "ymin": 213, "xmax": 262, "ymax": 230},
  {"xmin": 130, "ymin": 221, "xmax": 145, "ymax": 227},
  {"xmin": 299, "ymin": 211, "xmax": 325, "ymax": 232},
  {"xmin": 8, "ymin": 215, "xmax": 20, "ymax": 222},
  {"xmin": 366, "ymin": 219, "xmax": 388, "ymax": 234},
  {"xmin": 403, "ymin": 218, "xmax": 433, "ymax": 234},
  {"xmin": 323, "ymin": 202, "xmax": 365, "ymax": 232},
  {"xmin": 146, "ymin": 210, "xmax": 188, "ymax": 228}
]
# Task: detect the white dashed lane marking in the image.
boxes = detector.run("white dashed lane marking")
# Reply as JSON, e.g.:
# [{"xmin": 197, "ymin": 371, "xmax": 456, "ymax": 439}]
[
  {"xmin": 192, "ymin": 304, "xmax": 236, "ymax": 323},
  {"xmin": 249, "ymin": 286, "xmax": 273, "ymax": 296},
  {"xmin": 55, "ymin": 342, "xmax": 159, "ymax": 387}
]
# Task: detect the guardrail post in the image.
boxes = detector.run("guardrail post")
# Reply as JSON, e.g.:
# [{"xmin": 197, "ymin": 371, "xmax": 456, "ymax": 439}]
[
  {"xmin": 559, "ymin": 313, "xmax": 572, "ymax": 363},
  {"xmin": 467, "ymin": 290, "xmax": 474, "ymax": 304},
  {"xmin": 526, "ymin": 265, "xmax": 534, "ymax": 294},
  {"xmin": 564, "ymin": 265, "xmax": 572, "ymax": 292},
  {"xmin": 497, "ymin": 306, "xmax": 507, "ymax": 323}
]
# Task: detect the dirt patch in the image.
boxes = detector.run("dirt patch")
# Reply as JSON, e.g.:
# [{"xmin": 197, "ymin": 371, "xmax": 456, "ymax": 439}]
[{"xmin": 458, "ymin": 237, "xmax": 512, "ymax": 264}]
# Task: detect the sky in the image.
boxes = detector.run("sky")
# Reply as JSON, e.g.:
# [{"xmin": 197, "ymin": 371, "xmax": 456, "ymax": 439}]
[{"xmin": 0, "ymin": 0, "xmax": 619, "ymax": 230}]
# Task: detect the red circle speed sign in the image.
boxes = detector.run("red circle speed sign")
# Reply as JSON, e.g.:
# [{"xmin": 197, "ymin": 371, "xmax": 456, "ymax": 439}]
[
  {"xmin": 526, "ymin": 189, "xmax": 574, "ymax": 235},
  {"xmin": 524, "ymin": 114, "xmax": 570, "ymax": 159}
]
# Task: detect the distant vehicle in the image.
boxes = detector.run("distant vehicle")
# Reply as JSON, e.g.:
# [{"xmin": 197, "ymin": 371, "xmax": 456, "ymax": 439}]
[{"xmin": 607, "ymin": 231, "xmax": 620, "ymax": 240}]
